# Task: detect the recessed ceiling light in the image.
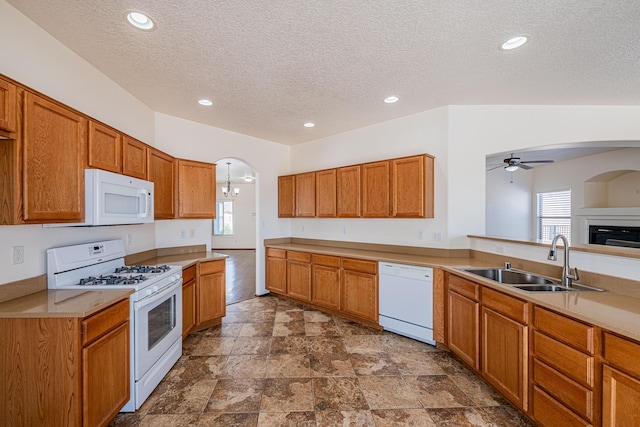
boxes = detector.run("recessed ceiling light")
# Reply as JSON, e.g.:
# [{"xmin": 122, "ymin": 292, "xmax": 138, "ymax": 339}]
[
  {"xmin": 304, "ymin": 122, "xmax": 315, "ymax": 128},
  {"xmin": 198, "ymin": 99, "xmax": 213, "ymax": 106},
  {"xmin": 384, "ymin": 96, "xmax": 399, "ymax": 104},
  {"xmin": 500, "ymin": 35, "xmax": 529, "ymax": 51},
  {"xmin": 126, "ymin": 11, "xmax": 155, "ymax": 30}
]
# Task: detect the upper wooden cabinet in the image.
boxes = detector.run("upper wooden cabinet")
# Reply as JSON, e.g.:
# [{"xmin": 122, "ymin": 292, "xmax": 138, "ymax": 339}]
[
  {"xmin": 362, "ymin": 160, "xmax": 391, "ymax": 217},
  {"xmin": 278, "ymin": 175, "xmax": 295, "ymax": 217},
  {"xmin": 295, "ymin": 172, "xmax": 316, "ymax": 217},
  {"xmin": 337, "ymin": 165, "xmax": 361, "ymax": 217},
  {"xmin": 147, "ymin": 148, "xmax": 176, "ymax": 219},
  {"xmin": 278, "ymin": 153, "xmax": 434, "ymax": 219},
  {"xmin": 316, "ymin": 169, "xmax": 337, "ymax": 217},
  {"xmin": 88, "ymin": 121, "xmax": 122, "ymax": 174},
  {"xmin": 0, "ymin": 78, "xmax": 17, "ymax": 134},
  {"xmin": 392, "ymin": 154, "xmax": 433, "ymax": 218},
  {"xmin": 176, "ymin": 159, "xmax": 216, "ymax": 219},
  {"xmin": 22, "ymin": 92, "xmax": 86, "ymax": 223},
  {"xmin": 122, "ymin": 136, "xmax": 147, "ymax": 180}
]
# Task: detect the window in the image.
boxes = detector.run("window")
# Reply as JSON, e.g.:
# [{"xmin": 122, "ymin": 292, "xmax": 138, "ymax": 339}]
[
  {"xmin": 213, "ymin": 201, "xmax": 233, "ymax": 235},
  {"xmin": 537, "ymin": 189, "xmax": 571, "ymax": 243}
]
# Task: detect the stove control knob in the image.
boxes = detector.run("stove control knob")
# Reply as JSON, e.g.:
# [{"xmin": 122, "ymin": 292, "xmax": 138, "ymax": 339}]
[
  {"xmin": 152, "ymin": 285, "xmax": 158, "ymax": 292},
  {"xmin": 145, "ymin": 288, "xmax": 152, "ymax": 296}
]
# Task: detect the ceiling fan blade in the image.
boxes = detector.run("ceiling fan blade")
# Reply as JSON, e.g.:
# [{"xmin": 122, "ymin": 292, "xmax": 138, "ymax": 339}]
[
  {"xmin": 487, "ymin": 164, "xmax": 505, "ymax": 171},
  {"xmin": 519, "ymin": 164, "xmax": 533, "ymax": 170},
  {"xmin": 520, "ymin": 160, "xmax": 554, "ymax": 164}
]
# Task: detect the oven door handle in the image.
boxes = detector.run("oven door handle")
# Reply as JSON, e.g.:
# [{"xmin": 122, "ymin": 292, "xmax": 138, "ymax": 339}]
[{"xmin": 134, "ymin": 278, "xmax": 182, "ymax": 310}]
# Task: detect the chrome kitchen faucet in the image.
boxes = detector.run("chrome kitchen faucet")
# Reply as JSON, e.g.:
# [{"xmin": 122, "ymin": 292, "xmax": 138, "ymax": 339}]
[{"xmin": 547, "ymin": 234, "xmax": 579, "ymax": 288}]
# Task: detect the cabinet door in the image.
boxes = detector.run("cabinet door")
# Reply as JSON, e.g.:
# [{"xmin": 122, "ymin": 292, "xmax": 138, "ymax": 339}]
[
  {"xmin": 147, "ymin": 148, "xmax": 176, "ymax": 219},
  {"xmin": 198, "ymin": 272, "xmax": 226, "ymax": 323},
  {"xmin": 482, "ymin": 307, "xmax": 527, "ymax": 410},
  {"xmin": 278, "ymin": 175, "xmax": 295, "ymax": 217},
  {"xmin": 603, "ymin": 365, "xmax": 640, "ymax": 427},
  {"xmin": 82, "ymin": 321, "xmax": 130, "ymax": 427},
  {"xmin": 266, "ymin": 256, "xmax": 287, "ymax": 294},
  {"xmin": 182, "ymin": 279, "xmax": 196, "ymax": 338},
  {"xmin": 295, "ymin": 172, "xmax": 316, "ymax": 217},
  {"xmin": 88, "ymin": 121, "xmax": 122, "ymax": 173},
  {"xmin": 177, "ymin": 159, "xmax": 216, "ymax": 218},
  {"xmin": 362, "ymin": 160, "xmax": 390, "ymax": 217},
  {"xmin": 0, "ymin": 78, "xmax": 17, "ymax": 132},
  {"xmin": 391, "ymin": 155, "xmax": 426, "ymax": 218},
  {"xmin": 23, "ymin": 92, "xmax": 86, "ymax": 222},
  {"xmin": 288, "ymin": 260, "xmax": 311, "ymax": 301},
  {"xmin": 448, "ymin": 290, "xmax": 480, "ymax": 371},
  {"xmin": 122, "ymin": 136, "xmax": 147, "ymax": 179},
  {"xmin": 312, "ymin": 264, "xmax": 340, "ymax": 310},
  {"xmin": 336, "ymin": 165, "xmax": 361, "ymax": 217},
  {"xmin": 316, "ymin": 169, "xmax": 337, "ymax": 217},
  {"xmin": 342, "ymin": 270, "xmax": 378, "ymax": 322}
]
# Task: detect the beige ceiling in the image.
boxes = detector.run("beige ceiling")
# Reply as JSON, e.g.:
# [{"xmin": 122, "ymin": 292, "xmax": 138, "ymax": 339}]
[{"xmin": 7, "ymin": 0, "xmax": 640, "ymax": 145}]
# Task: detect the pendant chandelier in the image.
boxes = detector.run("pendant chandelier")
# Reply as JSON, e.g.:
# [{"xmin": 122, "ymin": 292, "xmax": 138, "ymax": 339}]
[{"xmin": 221, "ymin": 162, "xmax": 239, "ymax": 198}]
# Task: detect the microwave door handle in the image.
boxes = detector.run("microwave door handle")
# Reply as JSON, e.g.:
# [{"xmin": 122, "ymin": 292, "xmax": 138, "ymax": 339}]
[{"xmin": 139, "ymin": 189, "xmax": 149, "ymax": 217}]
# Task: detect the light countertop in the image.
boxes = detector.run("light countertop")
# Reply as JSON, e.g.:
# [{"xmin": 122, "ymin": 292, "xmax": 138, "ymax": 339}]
[
  {"xmin": 132, "ymin": 251, "xmax": 229, "ymax": 268},
  {"xmin": 0, "ymin": 289, "xmax": 132, "ymax": 319}
]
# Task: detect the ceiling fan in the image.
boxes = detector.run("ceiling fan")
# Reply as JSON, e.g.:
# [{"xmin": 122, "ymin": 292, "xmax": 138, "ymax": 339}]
[{"xmin": 488, "ymin": 153, "xmax": 554, "ymax": 171}]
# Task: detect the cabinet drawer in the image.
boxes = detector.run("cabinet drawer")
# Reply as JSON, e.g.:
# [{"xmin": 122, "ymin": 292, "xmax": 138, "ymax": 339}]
[
  {"xmin": 533, "ymin": 358, "xmax": 594, "ymax": 422},
  {"xmin": 182, "ymin": 264, "xmax": 196, "ymax": 283},
  {"xmin": 534, "ymin": 306, "xmax": 595, "ymax": 354},
  {"xmin": 603, "ymin": 332, "xmax": 640, "ymax": 379},
  {"xmin": 312, "ymin": 254, "xmax": 341, "ymax": 268},
  {"xmin": 266, "ymin": 248, "xmax": 286, "ymax": 259},
  {"xmin": 533, "ymin": 386, "xmax": 592, "ymax": 427},
  {"xmin": 482, "ymin": 287, "xmax": 528, "ymax": 324},
  {"xmin": 448, "ymin": 274, "xmax": 480, "ymax": 301},
  {"xmin": 287, "ymin": 251, "xmax": 311, "ymax": 262},
  {"xmin": 82, "ymin": 298, "xmax": 129, "ymax": 346},
  {"xmin": 533, "ymin": 331, "xmax": 595, "ymax": 387},
  {"xmin": 200, "ymin": 259, "xmax": 225, "ymax": 275},
  {"xmin": 342, "ymin": 258, "xmax": 377, "ymax": 274}
]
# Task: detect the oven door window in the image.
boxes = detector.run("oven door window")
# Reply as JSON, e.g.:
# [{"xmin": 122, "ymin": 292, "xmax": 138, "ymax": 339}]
[{"xmin": 147, "ymin": 296, "xmax": 175, "ymax": 350}]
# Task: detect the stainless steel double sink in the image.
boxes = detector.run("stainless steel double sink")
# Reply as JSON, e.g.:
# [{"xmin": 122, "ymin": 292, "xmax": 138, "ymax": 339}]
[{"xmin": 460, "ymin": 268, "xmax": 605, "ymax": 292}]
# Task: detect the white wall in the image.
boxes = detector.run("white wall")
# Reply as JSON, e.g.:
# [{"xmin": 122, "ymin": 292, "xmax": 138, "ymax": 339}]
[
  {"xmin": 153, "ymin": 113, "xmax": 290, "ymax": 295},
  {"xmin": 485, "ymin": 168, "xmax": 533, "ymax": 239},
  {"xmin": 290, "ymin": 107, "xmax": 450, "ymax": 248},
  {"xmin": 212, "ymin": 183, "xmax": 257, "ymax": 249}
]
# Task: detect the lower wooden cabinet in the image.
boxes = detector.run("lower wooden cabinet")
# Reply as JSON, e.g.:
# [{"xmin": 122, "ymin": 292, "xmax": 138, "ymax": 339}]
[
  {"xmin": 266, "ymin": 248, "xmax": 287, "ymax": 294},
  {"xmin": 341, "ymin": 258, "xmax": 378, "ymax": 323},
  {"xmin": 1, "ymin": 297, "xmax": 130, "ymax": 427},
  {"xmin": 197, "ymin": 259, "xmax": 226, "ymax": 324},
  {"xmin": 602, "ymin": 332, "xmax": 640, "ymax": 426},
  {"xmin": 311, "ymin": 254, "xmax": 341, "ymax": 310},
  {"xmin": 447, "ymin": 275, "xmax": 480, "ymax": 371},
  {"xmin": 182, "ymin": 264, "xmax": 197, "ymax": 338},
  {"xmin": 287, "ymin": 251, "xmax": 312, "ymax": 301}
]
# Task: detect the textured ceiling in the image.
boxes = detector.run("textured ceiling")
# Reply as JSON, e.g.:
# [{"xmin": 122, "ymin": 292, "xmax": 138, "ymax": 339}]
[{"xmin": 7, "ymin": 0, "xmax": 640, "ymax": 145}]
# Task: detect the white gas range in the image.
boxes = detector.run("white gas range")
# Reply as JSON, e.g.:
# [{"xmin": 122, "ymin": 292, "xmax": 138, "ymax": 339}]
[{"xmin": 47, "ymin": 239, "xmax": 183, "ymax": 412}]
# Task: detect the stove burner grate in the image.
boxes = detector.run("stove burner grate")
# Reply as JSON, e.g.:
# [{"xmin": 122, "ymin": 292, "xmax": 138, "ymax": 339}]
[
  {"xmin": 114, "ymin": 265, "xmax": 171, "ymax": 274},
  {"xmin": 78, "ymin": 274, "xmax": 148, "ymax": 286}
]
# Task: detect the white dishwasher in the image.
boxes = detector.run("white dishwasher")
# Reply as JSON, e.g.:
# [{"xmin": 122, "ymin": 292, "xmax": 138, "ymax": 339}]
[{"xmin": 378, "ymin": 262, "xmax": 435, "ymax": 345}]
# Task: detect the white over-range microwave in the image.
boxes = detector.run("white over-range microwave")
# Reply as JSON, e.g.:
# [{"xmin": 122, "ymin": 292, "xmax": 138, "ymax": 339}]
[{"xmin": 45, "ymin": 169, "xmax": 154, "ymax": 227}]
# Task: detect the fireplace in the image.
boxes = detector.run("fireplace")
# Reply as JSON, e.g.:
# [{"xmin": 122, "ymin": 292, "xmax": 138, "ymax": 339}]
[{"xmin": 589, "ymin": 225, "xmax": 640, "ymax": 248}]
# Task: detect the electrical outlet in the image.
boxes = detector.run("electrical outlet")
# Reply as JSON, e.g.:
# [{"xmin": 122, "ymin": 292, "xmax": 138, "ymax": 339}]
[
  {"xmin": 12, "ymin": 246, "xmax": 24, "ymax": 264},
  {"xmin": 126, "ymin": 234, "xmax": 133, "ymax": 245},
  {"xmin": 418, "ymin": 230, "xmax": 424, "ymax": 240},
  {"xmin": 496, "ymin": 245, "xmax": 506, "ymax": 254},
  {"xmin": 342, "ymin": 226, "xmax": 347, "ymax": 235},
  {"xmin": 180, "ymin": 229, "xmax": 186, "ymax": 239},
  {"xmin": 189, "ymin": 229, "xmax": 195, "ymax": 238},
  {"xmin": 432, "ymin": 231, "xmax": 442, "ymax": 241}
]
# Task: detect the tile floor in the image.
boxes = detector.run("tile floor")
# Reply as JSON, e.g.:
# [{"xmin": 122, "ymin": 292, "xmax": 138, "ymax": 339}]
[{"xmin": 110, "ymin": 295, "xmax": 534, "ymax": 426}]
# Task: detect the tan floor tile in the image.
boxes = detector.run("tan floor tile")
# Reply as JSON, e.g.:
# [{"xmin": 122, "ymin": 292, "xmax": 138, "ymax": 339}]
[
  {"xmin": 204, "ymin": 378, "xmax": 265, "ymax": 413},
  {"xmin": 275, "ymin": 311, "xmax": 305, "ymax": 322},
  {"xmin": 342, "ymin": 335, "xmax": 387, "ymax": 354},
  {"xmin": 203, "ymin": 323, "xmax": 244, "ymax": 337},
  {"xmin": 310, "ymin": 351, "xmax": 356, "ymax": 377},
  {"xmin": 221, "ymin": 355, "xmax": 268, "ymax": 378},
  {"xmin": 256, "ymin": 411, "xmax": 316, "ymax": 427},
  {"xmin": 426, "ymin": 407, "xmax": 499, "ymax": 426},
  {"xmin": 198, "ymin": 412, "xmax": 259, "ymax": 427},
  {"xmin": 452, "ymin": 373, "xmax": 508, "ymax": 406},
  {"xmin": 270, "ymin": 336, "xmax": 308, "ymax": 354},
  {"xmin": 304, "ymin": 310, "xmax": 333, "ymax": 322},
  {"xmin": 192, "ymin": 337, "xmax": 236, "ymax": 356},
  {"xmin": 371, "ymin": 408, "xmax": 437, "ymax": 426},
  {"xmin": 430, "ymin": 352, "xmax": 474, "ymax": 375},
  {"xmin": 477, "ymin": 406, "xmax": 535, "ymax": 426},
  {"xmin": 305, "ymin": 321, "xmax": 342, "ymax": 337},
  {"xmin": 404, "ymin": 375, "xmax": 475, "ymax": 408},
  {"xmin": 138, "ymin": 414, "xmax": 200, "ymax": 426},
  {"xmin": 313, "ymin": 377, "xmax": 369, "ymax": 411},
  {"xmin": 266, "ymin": 353, "xmax": 310, "ymax": 377},
  {"xmin": 223, "ymin": 311, "xmax": 252, "ymax": 323},
  {"xmin": 388, "ymin": 351, "xmax": 447, "ymax": 376},
  {"xmin": 358, "ymin": 376, "xmax": 422, "ymax": 409},
  {"xmin": 349, "ymin": 353, "xmax": 401, "ymax": 376},
  {"xmin": 239, "ymin": 322, "xmax": 275, "ymax": 337},
  {"xmin": 272, "ymin": 321, "xmax": 307, "ymax": 337},
  {"xmin": 334, "ymin": 318, "xmax": 384, "ymax": 336},
  {"xmin": 147, "ymin": 379, "xmax": 217, "ymax": 414},
  {"xmin": 315, "ymin": 410, "xmax": 377, "ymax": 426},
  {"xmin": 182, "ymin": 334, "xmax": 203, "ymax": 356},
  {"xmin": 109, "ymin": 413, "xmax": 145, "ymax": 426},
  {"xmin": 168, "ymin": 355, "xmax": 228, "ymax": 380},
  {"xmin": 383, "ymin": 333, "xmax": 440, "ymax": 353},
  {"xmin": 231, "ymin": 337, "xmax": 271, "ymax": 355},
  {"xmin": 307, "ymin": 336, "xmax": 347, "ymax": 353},
  {"xmin": 261, "ymin": 378, "xmax": 314, "ymax": 412}
]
